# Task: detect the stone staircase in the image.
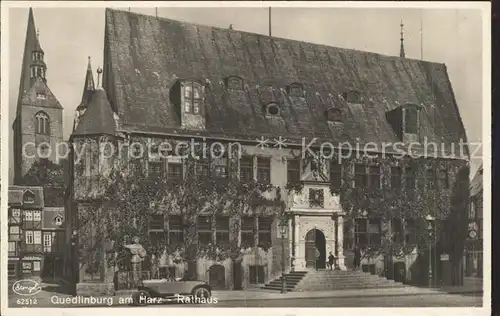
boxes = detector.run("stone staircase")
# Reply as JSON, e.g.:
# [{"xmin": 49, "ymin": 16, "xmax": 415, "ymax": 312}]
[
  {"xmin": 261, "ymin": 271, "xmax": 308, "ymax": 292},
  {"xmin": 262, "ymin": 270, "xmax": 406, "ymax": 292}
]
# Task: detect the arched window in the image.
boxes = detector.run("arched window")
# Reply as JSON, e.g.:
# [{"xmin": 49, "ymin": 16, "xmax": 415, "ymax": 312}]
[
  {"xmin": 183, "ymin": 81, "xmax": 203, "ymax": 114},
  {"xmin": 286, "ymin": 83, "xmax": 304, "ymax": 97},
  {"xmin": 225, "ymin": 76, "xmax": 244, "ymax": 90},
  {"xmin": 35, "ymin": 112, "xmax": 50, "ymax": 135}
]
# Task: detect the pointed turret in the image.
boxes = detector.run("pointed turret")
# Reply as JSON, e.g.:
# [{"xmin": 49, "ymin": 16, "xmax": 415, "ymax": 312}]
[
  {"xmin": 73, "ymin": 67, "xmax": 116, "ymax": 137},
  {"xmin": 73, "ymin": 57, "xmax": 96, "ymax": 131}
]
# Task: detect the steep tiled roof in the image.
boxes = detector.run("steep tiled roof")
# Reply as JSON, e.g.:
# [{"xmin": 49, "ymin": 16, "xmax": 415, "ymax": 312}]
[
  {"xmin": 103, "ymin": 9, "xmax": 467, "ymax": 155},
  {"xmin": 43, "ymin": 207, "xmax": 65, "ymax": 229},
  {"xmin": 8, "ymin": 185, "xmax": 44, "ymax": 208},
  {"xmin": 73, "ymin": 88, "xmax": 117, "ymax": 136}
]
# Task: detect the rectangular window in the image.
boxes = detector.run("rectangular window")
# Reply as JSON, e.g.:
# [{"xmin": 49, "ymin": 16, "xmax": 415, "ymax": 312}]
[
  {"xmin": 287, "ymin": 159, "xmax": 301, "ymax": 183},
  {"xmin": 241, "ymin": 216, "xmax": 255, "ymax": 247},
  {"xmin": 405, "ymin": 219, "xmax": 418, "ymax": 245},
  {"xmin": 330, "ymin": 161, "xmax": 342, "ymax": 190},
  {"xmin": 256, "ymin": 157, "xmax": 271, "ymax": 184},
  {"xmin": 11, "ymin": 209, "xmax": 21, "ymax": 222},
  {"xmin": 24, "ymin": 211, "xmax": 33, "ymax": 222},
  {"xmin": 197, "ymin": 216, "xmax": 212, "ymax": 245},
  {"xmin": 404, "ymin": 166, "xmax": 416, "ymax": 190},
  {"xmin": 258, "ymin": 217, "xmax": 272, "ymax": 248},
  {"xmin": 438, "ymin": 168, "xmax": 449, "ymax": 189},
  {"xmin": 184, "ymin": 82, "xmax": 202, "ymax": 114},
  {"xmin": 26, "ymin": 231, "xmax": 34, "ymax": 244},
  {"xmin": 9, "ymin": 226, "xmax": 20, "ymax": 235},
  {"xmin": 168, "ymin": 215, "xmax": 184, "ymax": 245},
  {"xmin": 33, "ymin": 211, "xmax": 41, "ymax": 222},
  {"xmin": 354, "ymin": 164, "xmax": 367, "ymax": 188},
  {"xmin": 33, "ymin": 261, "xmax": 41, "ymax": 272},
  {"xmin": 240, "ymin": 156, "xmax": 254, "ymax": 182},
  {"xmin": 149, "ymin": 231, "xmax": 165, "ymax": 250},
  {"xmin": 215, "ymin": 216, "xmax": 230, "ymax": 244},
  {"xmin": 195, "ymin": 159, "xmax": 210, "ymax": 178},
  {"xmin": 355, "ymin": 219, "xmax": 368, "ymax": 246},
  {"xmin": 368, "ymin": 166, "xmax": 380, "ymax": 189},
  {"xmin": 148, "ymin": 161, "xmax": 163, "ymax": 180},
  {"xmin": 150, "ymin": 214, "xmax": 164, "ymax": 230},
  {"xmin": 43, "ymin": 233, "xmax": 52, "ymax": 247},
  {"xmin": 391, "ymin": 167, "xmax": 402, "ymax": 191},
  {"xmin": 391, "ymin": 218, "xmax": 404, "ymax": 243},
  {"xmin": 355, "ymin": 219, "xmax": 381, "ymax": 246},
  {"xmin": 249, "ymin": 265, "xmax": 265, "ymax": 284},
  {"xmin": 43, "ymin": 233, "xmax": 52, "ymax": 252},
  {"xmin": 368, "ymin": 219, "xmax": 381, "ymax": 245},
  {"xmin": 213, "ymin": 157, "xmax": 228, "ymax": 179},
  {"xmin": 167, "ymin": 163, "xmax": 183, "ymax": 181},
  {"xmin": 34, "ymin": 231, "xmax": 42, "ymax": 244},
  {"xmin": 8, "ymin": 241, "xmax": 16, "ymax": 256},
  {"xmin": 404, "ymin": 106, "xmax": 418, "ymax": 134}
]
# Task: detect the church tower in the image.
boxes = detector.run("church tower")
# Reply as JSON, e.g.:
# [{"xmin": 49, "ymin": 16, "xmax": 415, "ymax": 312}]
[{"xmin": 13, "ymin": 8, "xmax": 64, "ymax": 184}]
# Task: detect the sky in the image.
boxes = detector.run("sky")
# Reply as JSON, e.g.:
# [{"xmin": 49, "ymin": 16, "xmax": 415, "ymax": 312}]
[{"xmin": 6, "ymin": 5, "xmax": 485, "ymax": 181}]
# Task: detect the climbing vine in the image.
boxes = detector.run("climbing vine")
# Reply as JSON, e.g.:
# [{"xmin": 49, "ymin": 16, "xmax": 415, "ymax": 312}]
[{"xmin": 76, "ymin": 137, "xmax": 285, "ymax": 278}]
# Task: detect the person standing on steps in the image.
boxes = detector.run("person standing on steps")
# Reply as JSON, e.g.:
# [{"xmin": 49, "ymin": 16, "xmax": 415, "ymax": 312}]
[
  {"xmin": 315, "ymin": 247, "xmax": 321, "ymax": 270},
  {"xmin": 328, "ymin": 252, "xmax": 335, "ymax": 270}
]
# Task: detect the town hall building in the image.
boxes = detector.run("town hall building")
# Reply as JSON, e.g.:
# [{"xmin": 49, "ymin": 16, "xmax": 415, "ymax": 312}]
[{"xmin": 66, "ymin": 8, "xmax": 470, "ymax": 295}]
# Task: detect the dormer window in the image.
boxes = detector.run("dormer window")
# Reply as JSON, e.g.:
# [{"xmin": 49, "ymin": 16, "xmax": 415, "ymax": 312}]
[
  {"xmin": 54, "ymin": 215, "xmax": 63, "ymax": 226},
  {"xmin": 182, "ymin": 81, "xmax": 203, "ymax": 114},
  {"xmin": 287, "ymin": 83, "xmax": 304, "ymax": 97},
  {"xmin": 36, "ymin": 92, "xmax": 46, "ymax": 99},
  {"xmin": 342, "ymin": 90, "xmax": 363, "ymax": 104},
  {"xmin": 325, "ymin": 108, "xmax": 342, "ymax": 122},
  {"xmin": 23, "ymin": 190, "xmax": 35, "ymax": 204},
  {"xmin": 265, "ymin": 103, "xmax": 280, "ymax": 116},
  {"xmin": 225, "ymin": 76, "xmax": 244, "ymax": 90}
]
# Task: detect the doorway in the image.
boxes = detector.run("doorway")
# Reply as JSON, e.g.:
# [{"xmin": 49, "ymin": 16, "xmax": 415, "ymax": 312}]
[
  {"xmin": 305, "ymin": 229, "xmax": 326, "ymax": 269},
  {"xmin": 208, "ymin": 264, "xmax": 226, "ymax": 289}
]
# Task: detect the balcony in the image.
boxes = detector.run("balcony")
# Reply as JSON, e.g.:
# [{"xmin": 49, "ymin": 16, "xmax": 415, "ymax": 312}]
[{"xmin": 286, "ymin": 184, "xmax": 341, "ymax": 212}]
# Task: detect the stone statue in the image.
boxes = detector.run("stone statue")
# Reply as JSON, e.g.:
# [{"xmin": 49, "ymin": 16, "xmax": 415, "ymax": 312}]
[{"xmin": 124, "ymin": 236, "xmax": 147, "ymax": 282}]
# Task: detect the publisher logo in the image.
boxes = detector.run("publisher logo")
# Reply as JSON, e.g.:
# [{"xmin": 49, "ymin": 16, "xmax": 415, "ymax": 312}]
[{"xmin": 12, "ymin": 280, "xmax": 42, "ymax": 296}]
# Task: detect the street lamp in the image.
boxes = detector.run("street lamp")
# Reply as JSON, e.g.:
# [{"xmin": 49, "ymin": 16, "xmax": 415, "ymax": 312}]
[
  {"xmin": 278, "ymin": 214, "xmax": 288, "ymax": 294},
  {"xmin": 425, "ymin": 214, "xmax": 434, "ymax": 288}
]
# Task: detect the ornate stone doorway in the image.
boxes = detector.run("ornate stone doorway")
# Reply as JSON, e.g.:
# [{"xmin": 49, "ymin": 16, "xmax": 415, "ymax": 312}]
[{"xmin": 305, "ymin": 229, "xmax": 326, "ymax": 269}]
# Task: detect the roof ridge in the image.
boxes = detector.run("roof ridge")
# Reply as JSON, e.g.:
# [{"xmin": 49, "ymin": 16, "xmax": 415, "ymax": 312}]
[{"xmin": 107, "ymin": 8, "xmax": 443, "ymax": 65}]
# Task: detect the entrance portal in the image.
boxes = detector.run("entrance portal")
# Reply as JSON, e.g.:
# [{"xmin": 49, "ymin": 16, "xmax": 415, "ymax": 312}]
[{"xmin": 305, "ymin": 229, "xmax": 326, "ymax": 269}]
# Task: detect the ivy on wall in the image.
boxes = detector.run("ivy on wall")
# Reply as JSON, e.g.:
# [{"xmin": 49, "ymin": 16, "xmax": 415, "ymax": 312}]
[{"xmin": 74, "ymin": 136, "xmax": 470, "ymax": 285}]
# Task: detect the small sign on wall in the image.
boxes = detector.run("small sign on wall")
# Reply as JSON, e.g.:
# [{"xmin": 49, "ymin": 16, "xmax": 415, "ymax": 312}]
[{"xmin": 440, "ymin": 254, "xmax": 449, "ymax": 261}]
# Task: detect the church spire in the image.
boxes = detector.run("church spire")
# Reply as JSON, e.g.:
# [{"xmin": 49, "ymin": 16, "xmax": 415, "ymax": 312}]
[
  {"xmin": 400, "ymin": 19, "xmax": 405, "ymax": 58},
  {"xmin": 73, "ymin": 57, "xmax": 96, "ymax": 131}
]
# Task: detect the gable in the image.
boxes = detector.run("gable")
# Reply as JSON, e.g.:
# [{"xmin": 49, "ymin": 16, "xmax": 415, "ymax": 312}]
[
  {"xmin": 21, "ymin": 77, "xmax": 63, "ymax": 109},
  {"xmin": 104, "ymin": 9, "xmax": 468, "ymax": 157}
]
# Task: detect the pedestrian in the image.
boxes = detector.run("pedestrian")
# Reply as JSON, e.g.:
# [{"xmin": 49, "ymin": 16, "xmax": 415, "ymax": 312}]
[
  {"xmin": 353, "ymin": 246, "xmax": 361, "ymax": 270},
  {"xmin": 328, "ymin": 252, "xmax": 335, "ymax": 270},
  {"xmin": 315, "ymin": 247, "xmax": 321, "ymax": 270}
]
